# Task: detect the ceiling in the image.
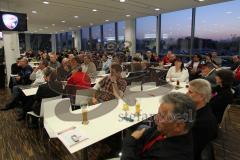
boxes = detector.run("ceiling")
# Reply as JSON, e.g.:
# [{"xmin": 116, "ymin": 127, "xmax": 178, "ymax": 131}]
[{"xmin": 0, "ymin": 0, "xmax": 229, "ymax": 34}]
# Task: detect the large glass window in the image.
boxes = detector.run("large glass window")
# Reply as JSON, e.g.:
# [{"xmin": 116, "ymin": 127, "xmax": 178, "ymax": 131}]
[
  {"xmin": 161, "ymin": 9, "xmax": 192, "ymax": 55},
  {"xmin": 118, "ymin": 21, "xmax": 125, "ymax": 41},
  {"xmin": 103, "ymin": 23, "xmax": 115, "ymax": 47},
  {"xmin": 81, "ymin": 27, "xmax": 90, "ymax": 50},
  {"xmin": 91, "ymin": 25, "xmax": 101, "ymax": 50},
  {"xmin": 56, "ymin": 34, "xmax": 61, "ymax": 52},
  {"xmin": 136, "ymin": 16, "xmax": 157, "ymax": 52},
  {"xmin": 67, "ymin": 32, "xmax": 72, "ymax": 50},
  {"xmin": 195, "ymin": 0, "xmax": 240, "ymax": 56}
]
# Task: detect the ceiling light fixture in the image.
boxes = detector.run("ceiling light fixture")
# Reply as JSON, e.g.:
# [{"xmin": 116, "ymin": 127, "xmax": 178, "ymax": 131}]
[
  {"xmin": 44, "ymin": 26, "xmax": 48, "ymax": 29},
  {"xmin": 77, "ymin": 25, "xmax": 81, "ymax": 28},
  {"xmin": 195, "ymin": 0, "xmax": 205, "ymax": 2},
  {"xmin": 126, "ymin": 14, "xmax": 131, "ymax": 17},
  {"xmin": 120, "ymin": 0, "xmax": 126, "ymax": 2},
  {"xmin": 74, "ymin": 16, "xmax": 79, "ymax": 18},
  {"xmin": 92, "ymin": 9, "xmax": 98, "ymax": 12},
  {"xmin": 39, "ymin": 28, "xmax": 43, "ymax": 30},
  {"xmin": 155, "ymin": 8, "xmax": 160, "ymax": 11},
  {"xmin": 32, "ymin": 10, "xmax": 37, "ymax": 14},
  {"xmin": 105, "ymin": 19, "xmax": 109, "ymax": 22},
  {"xmin": 43, "ymin": 1, "xmax": 49, "ymax": 4},
  {"xmin": 90, "ymin": 23, "xmax": 93, "ymax": 26},
  {"xmin": 61, "ymin": 20, "xmax": 66, "ymax": 23},
  {"xmin": 52, "ymin": 24, "xmax": 55, "ymax": 26}
]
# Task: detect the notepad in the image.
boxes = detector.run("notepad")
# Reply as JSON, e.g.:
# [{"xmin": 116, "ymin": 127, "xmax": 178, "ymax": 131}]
[{"xmin": 57, "ymin": 126, "xmax": 89, "ymax": 149}]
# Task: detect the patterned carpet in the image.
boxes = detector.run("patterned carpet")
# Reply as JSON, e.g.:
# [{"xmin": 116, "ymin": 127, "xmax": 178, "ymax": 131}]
[{"xmin": 0, "ymin": 88, "xmax": 82, "ymax": 160}]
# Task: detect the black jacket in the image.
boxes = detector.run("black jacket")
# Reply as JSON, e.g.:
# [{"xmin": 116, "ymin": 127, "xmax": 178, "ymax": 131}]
[
  {"xmin": 18, "ymin": 65, "xmax": 33, "ymax": 85},
  {"xmin": 209, "ymin": 86, "xmax": 233, "ymax": 124},
  {"xmin": 32, "ymin": 83, "xmax": 60, "ymax": 115},
  {"xmin": 192, "ymin": 104, "xmax": 218, "ymax": 160},
  {"xmin": 121, "ymin": 127, "xmax": 194, "ymax": 160}
]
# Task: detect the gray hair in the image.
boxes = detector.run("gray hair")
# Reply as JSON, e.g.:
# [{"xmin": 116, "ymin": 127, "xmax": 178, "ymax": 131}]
[
  {"xmin": 189, "ymin": 79, "xmax": 212, "ymax": 103},
  {"xmin": 161, "ymin": 92, "xmax": 196, "ymax": 131}
]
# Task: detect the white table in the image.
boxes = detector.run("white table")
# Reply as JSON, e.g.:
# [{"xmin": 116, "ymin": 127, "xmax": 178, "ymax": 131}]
[{"xmin": 44, "ymin": 83, "xmax": 188, "ymax": 154}]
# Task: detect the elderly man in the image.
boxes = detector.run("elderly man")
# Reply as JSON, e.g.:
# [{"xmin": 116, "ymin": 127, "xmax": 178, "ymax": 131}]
[
  {"xmin": 121, "ymin": 92, "xmax": 197, "ymax": 160},
  {"xmin": 187, "ymin": 79, "xmax": 218, "ymax": 160},
  {"xmin": 30, "ymin": 60, "xmax": 48, "ymax": 86},
  {"xmin": 201, "ymin": 62, "xmax": 217, "ymax": 88},
  {"xmin": 49, "ymin": 53, "xmax": 60, "ymax": 69},
  {"xmin": 56, "ymin": 58, "xmax": 71, "ymax": 81}
]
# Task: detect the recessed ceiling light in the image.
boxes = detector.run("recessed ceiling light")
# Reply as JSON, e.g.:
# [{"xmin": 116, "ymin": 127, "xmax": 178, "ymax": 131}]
[
  {"xmin": 126, "ymin": 14, "xmax": 131, "ymax": 17},
  {"xmin": 74, "ymin": 15, "xmax": 79, "ymax": 18},
  {"xmin": 90, "ymin": 23, "xmax": 93, "ymax": 25},
  {"xmin": 92, "ymin": 9, "xmax": 98, "ymax": 12},
  {"xmin": 32, "ymin": 10, "xmax": 37, "ymax": 14},
  {"xmin": 52, "ymin": 24, "xmax": 55, "ymax": 26},
  {"xmin": 61, "ymin": 20, "xmax": 66, "ymax": 23},
  {"xmin": 155, "ymin": 8, "xmax": 160, "ymax": 11},
  {"xmin": 105, "ymin": 19, "xmax": 109, "ymax": 22},
  {"xmin": 77, "ymin": 25, "xmax": 81, "ymax": 28},
  {"xmin": 43, "ymin": 1, "xmax": 49, "ymax": 4},
  {"xmin": 120, "ymin": 0, "xmax": 126, "ymax": 2},
  {"xmin": 195, "ymin": 0, "xmax": 205, "ymax": 2},
  {"xmin": 39, "ymin": 28, "xmax": 43, "ymax": 30},
  {"xmin": 44, "ymin": 26, "xmax": 48, "ymax": 29}
]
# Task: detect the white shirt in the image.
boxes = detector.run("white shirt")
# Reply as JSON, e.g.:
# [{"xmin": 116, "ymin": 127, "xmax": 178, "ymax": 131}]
[
  {"xmin": 102, "ymin": 58, "xmax": 112, "ymax": 73},
  {"xmin": 81, "ymin": 64, "xmax": 88, "ymax": 73},
  {"xmin": 166, "ymin": 66, "xmax": 189, "ymax": 82},
  {"xmin": 30, "ymin": 69, "xmax": 45, "ymax": 85}
]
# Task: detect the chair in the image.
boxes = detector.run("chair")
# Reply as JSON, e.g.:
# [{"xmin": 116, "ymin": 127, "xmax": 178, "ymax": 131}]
[
  {"xmin": 212, "ymin": 104, "xmax": 240, "ymax": 159},
  {"xmin": 26, "ymin": 95, "xmax": 62, "ymax": 138}
]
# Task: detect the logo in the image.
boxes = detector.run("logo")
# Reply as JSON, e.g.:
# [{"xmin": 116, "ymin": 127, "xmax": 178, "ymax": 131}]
[{"xmin": 2, "ymin": 14, "xmax": 18, "ymax": 30}]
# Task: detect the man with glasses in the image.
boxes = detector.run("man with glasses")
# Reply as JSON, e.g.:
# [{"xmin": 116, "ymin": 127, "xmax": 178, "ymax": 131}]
[{"xmin": 121, "ymin": 92, "xmax": 196, "ymax": 160}]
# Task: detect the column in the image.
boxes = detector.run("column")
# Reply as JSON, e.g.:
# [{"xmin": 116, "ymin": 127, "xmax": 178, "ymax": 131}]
[
  {"xmin": 125, "ymin": 18, "xmax": 136, "ymax": 54},
  {"xmin": 156, "ymin": 15, "xmax": 161, "ymax": 55},
  {"xmin": 51, "ymin": 34, "xmax": 57, "ymax": 52},
  {"xmin": 25, "ymin": 33, "xmax": 31, "ymax": 51},
  {"xmin": 3, "ymin": 32, "xmax": 20, "ymax": 84},
  {"xmin": 72, "ymin": 30, "xmax": 81, "ymax": 51}
]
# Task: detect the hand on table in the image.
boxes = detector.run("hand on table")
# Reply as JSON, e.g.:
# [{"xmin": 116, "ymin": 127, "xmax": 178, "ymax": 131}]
[{"xmin": 131, "ymin": 128, "xmax": 146, "ymax": 140}]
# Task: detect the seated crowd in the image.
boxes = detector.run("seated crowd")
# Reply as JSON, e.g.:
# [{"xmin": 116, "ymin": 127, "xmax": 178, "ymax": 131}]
[{"xmin": 2, "ymin": 48, "xmax": 240, "ymax": 160}]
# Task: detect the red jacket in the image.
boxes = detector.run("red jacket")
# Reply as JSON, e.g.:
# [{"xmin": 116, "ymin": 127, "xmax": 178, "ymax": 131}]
[{"xmin": 67, "ymin": 71, "xmax": 91, "ymax": 89}]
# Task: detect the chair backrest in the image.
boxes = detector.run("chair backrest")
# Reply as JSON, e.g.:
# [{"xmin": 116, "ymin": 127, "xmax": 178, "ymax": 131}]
[
  {"xmin": 43, "ymin": 98, "xmax": 71, "ymax": 120},
  {"xmin": 39, "ymin": 95, "xmax": 62, "ymax": 117}
]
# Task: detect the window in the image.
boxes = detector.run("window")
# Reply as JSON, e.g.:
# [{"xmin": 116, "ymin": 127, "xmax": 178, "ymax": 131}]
[
  {"xmin": 91, "ymin": 25, "xmax": 101, "ymax": 50},
  {"xmin": 30, "ymin": 34, "xmax": 51, "ymax": 52},
  {"xmin": 67, "ymin": 32, "xmax": 72, "ymax": 50},
  {"xmin": 81, "ymin": 27, "xmax": 90, "ymax": 50},
  {"xmin": 56, "ymin": 34, "xmax": 61, "ymax": 52},
  {"xmin": 103, "ymin": 23, "xmax": 115, "ymax": 44},
  {"xmin": 118, "ymin": 21, "xmax": 125, "ymax": 41},
  {"xmin": 195, "ymin": 0, "xmax": 240, "ymax": 56},
  {"xmin": 136, "ymin": 16, "xmax": 157, "ymax": 52},
  {"xmin": 161, "ymin": 9, "xmax": 192, "ymax": 55}
]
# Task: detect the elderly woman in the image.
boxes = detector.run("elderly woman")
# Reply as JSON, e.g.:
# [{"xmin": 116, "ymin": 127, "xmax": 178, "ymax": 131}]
[
  {"xmin": 166, "ymin": 57, "xmax": 189, "ymax": 82},
  {"xmin": 209, "ymin": 69, "xmax": 234, "ymax": 124}
]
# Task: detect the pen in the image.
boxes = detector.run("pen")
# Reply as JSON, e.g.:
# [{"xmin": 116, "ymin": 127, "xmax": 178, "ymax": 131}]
[{"xmin": 57, "ymin": 126, "xmax": 76, "ymax": 135}]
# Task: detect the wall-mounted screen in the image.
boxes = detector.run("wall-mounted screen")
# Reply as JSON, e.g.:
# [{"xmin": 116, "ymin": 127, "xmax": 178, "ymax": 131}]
[{"xmin": 0, "ymin": 11, "xmax": 27, "ymax": 31}]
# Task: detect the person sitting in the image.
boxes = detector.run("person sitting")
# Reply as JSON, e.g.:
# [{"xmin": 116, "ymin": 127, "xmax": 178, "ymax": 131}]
[
  {"xmin": 93, "ymin": 63, "xmax": 127, "ymax": 103},
  {"xmin": 187, "ymin": 54, "xmax": 202, "ymax": 80},
  {"xmin": 48, "ymin": 53, "xmax": 61, "ymax": 69},
  {"xmin": 209, "ymin": 69, "xmax": 234, "ymax": 124},
  {"xmin": 211, "ymin": 52, "xmax": 222, "ymax": 67},
  {"xmin": 30, "ymin": 60, "xmax": 48, "ymax": 86},
  {"xmin": 166, "ymin": 57, "xmax": 189, "ymax": 82},
  {"xmin": 205, "ymin": 53, "xmax": 219, "ymax": 69},
  {"xmin": 121, "ymin": 92, "xmax": 197, "ymax": 160},
  {"xmin": 131, "ymin": 57, "xmax": 143, "ymax": 72},
  {"xmin": 162, "ymin": 50, "xmax": 173, "ymax": 65},
  {"xmin": 231, "ymin": 55, "xmax": 240, "ymax": 71},
  {"xmin": 81, "ymin": 55, "xmax": 97, "ymax": 75},
  {"xmin": 56, "ymin": 58, "xmax": 71, "ymax": 81},
  {"xmin": 187, "ymin": 79, "xmax": 218, "ymax": 160},
  {"xmin": 9, "ymin": 57, "xmax": 22, "ymax": 91},
  {"xmin": 101, "ymin": 54, "xmax": 112, "ymax": 74},
  {"xmin": 201, "ymin": 62, "xmax": 217, "ymax": 88},
  {"xmin": 31, "ymin": 68, "xmax": 62, "ymax": 116},
  {"xmin": 1, "ymin": 58, "xmax": 33, "ymax": 111}
]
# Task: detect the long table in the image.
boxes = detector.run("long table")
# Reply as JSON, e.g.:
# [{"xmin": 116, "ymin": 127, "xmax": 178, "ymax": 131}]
[{"xmin": 44, "ymin": 82, "xmax": 188, "ymax": 154}]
